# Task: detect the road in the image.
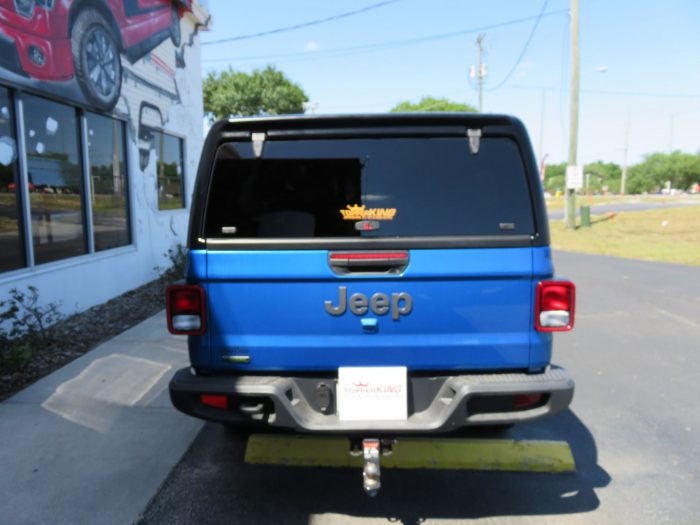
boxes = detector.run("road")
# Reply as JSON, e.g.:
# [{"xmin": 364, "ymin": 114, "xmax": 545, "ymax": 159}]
[
  {"xmin": 548, "ymin": 196, "xmax": 700, "ymax": 219},
  {"xmin": 140, "ymin": 251, "xmax": 700, "ymax": 525}
]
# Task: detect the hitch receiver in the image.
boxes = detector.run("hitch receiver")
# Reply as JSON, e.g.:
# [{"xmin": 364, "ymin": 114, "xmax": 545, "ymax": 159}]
[
  {"xmin": 352, "ymin": 438, "xmax": 395, "ymax": 497},
  {"xmin": 362, "ymin": 439, "xmax": 381, "ymax": 496}
]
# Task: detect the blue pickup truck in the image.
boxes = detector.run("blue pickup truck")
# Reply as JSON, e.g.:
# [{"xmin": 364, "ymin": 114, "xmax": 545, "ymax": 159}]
[{"xmin": 167, "ymin": 114, "xmax": 575, "ymax": 493}]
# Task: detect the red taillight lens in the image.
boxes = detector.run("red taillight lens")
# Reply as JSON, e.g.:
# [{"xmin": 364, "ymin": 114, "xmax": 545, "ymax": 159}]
[
  {"xmin": 166, "ymin": 285, "xmax": 206, "ymax": 335},
  {"xmin": 535, "ymin": 281, "xmax": 575, "ymax": 332},
  {"xmin": 330, "ymin": 252, "xmax": 408, "ymax": 261},
  {"xmin": 172, "ymin": 289, "xmax": 200, "ymax": 313},
  {"xmin": 200, "ymin": 394, "xmax": 228, "ymax": 409}
]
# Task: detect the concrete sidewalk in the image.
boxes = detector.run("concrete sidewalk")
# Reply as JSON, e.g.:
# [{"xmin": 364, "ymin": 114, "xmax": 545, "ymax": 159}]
[{"xmin": 0, "ymin": 311, "xmax": 203, "ymax": 525}]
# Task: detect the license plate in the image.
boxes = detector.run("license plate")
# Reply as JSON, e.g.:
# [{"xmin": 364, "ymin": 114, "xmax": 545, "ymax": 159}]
[{"xmin": 337, "ymin": 366, "xmax": 407, "ymax": 421}]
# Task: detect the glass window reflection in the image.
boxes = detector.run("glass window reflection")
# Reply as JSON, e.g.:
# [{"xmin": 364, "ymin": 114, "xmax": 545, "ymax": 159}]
[
  {"xmin": 0, "ymin": 87, "xmax": 24, "ymax": 272},
  {"xmin": 86, "ymin": 113, "xmax": 130, "ymax": 251},
  {"xmin": 24, "ymin": 95, "xmax": 86, "ymax": 265},
  {"xmin": 155, "ymin": 132, "xmax": 184, "ymax": 210}
]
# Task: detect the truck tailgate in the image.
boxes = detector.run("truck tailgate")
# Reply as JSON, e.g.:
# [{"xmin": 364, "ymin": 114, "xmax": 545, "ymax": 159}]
[{"xmin": 205, "ymin": 247, "xmax": 534, "ymax": 371}]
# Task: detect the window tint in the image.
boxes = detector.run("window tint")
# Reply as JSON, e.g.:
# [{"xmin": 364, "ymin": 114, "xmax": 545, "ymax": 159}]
[
  {"xmin": 206, "ymin": 137, "xmax": 534, "ymax": 239},
  {"xmin": 0, "ymin": 88, "xmax": 24, "ymax": 272},
  {"xmin": 155, "ymin": 132, "xmax": 184, "ymax": 210},
  {"xmin": 86, "ymin": 113, "xmax": 130, "ymax": 251},
  {"xmin": 207, "ymin": 158, "xmax": 361, "ymax": 238},
  {"xmin": 23, "ymin": 95, "xmax": 86, "ymax": 264}
]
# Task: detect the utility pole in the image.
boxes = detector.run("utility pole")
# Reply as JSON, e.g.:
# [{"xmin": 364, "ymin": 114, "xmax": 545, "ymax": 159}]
[
  {"xmin": 620, "ymin": 112, "xmax": 630, "ymax": 195},
  {"xmin": 475, "ymin": 34, "xmax": 486, "ymax": 112},
  {"xmin": 565, "ymin": 0, "xmax": 580, "ymax": 229}
]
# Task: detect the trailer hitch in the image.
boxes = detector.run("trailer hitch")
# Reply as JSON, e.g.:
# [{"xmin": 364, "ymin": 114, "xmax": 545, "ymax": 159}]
[{"xmin": 350, "ymin": 438, "xmax": 395, "ymax": 497}]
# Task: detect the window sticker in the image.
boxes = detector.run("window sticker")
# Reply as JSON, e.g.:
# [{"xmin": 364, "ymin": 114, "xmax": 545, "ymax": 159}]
[{"xmin": 340, "ymin": 204, "xmax": 397, "ymax": 221}]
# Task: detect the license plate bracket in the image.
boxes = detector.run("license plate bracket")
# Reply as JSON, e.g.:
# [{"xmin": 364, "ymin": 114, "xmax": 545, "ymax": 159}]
[{"xmin": 337, "ymin": 366, "xmax": 407, "ymax": 421}]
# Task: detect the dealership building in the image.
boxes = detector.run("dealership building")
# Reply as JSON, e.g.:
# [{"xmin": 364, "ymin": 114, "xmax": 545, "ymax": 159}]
[{"xmin": 0, "ymin": 0, "xmax": 209, "ymax": 316}]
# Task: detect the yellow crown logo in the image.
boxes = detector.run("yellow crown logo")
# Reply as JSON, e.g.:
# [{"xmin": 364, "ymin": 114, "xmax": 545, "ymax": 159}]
[{"xmin": 340, "ymin": 204, "xmax": 366, "ymax": 220}]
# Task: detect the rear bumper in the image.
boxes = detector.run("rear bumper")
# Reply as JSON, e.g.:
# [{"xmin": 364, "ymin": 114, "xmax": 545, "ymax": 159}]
[{"xmin": 169, "ymin": 366, "xmax": 574, "ymax": 434}]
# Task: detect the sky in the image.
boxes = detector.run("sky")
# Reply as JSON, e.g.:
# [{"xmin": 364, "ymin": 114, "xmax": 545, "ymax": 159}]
[{"xmin": 199, "ymin": 0, "xmax": 700, "ymax": 166}]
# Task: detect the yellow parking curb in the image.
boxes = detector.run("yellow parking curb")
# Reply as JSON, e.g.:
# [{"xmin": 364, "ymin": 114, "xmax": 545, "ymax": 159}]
[{"xmin": 244, "ymin": 434, "xmax": 576, "ymax": 473}]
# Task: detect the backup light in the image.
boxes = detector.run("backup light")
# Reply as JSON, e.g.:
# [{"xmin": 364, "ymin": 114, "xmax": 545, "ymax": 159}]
[
  {"xmin": 535, "ymin": 281, "xmax": 575, "ymax": 332},
  {"xmin": 167, "ymin": 285, "xmax": 206, "ymax": 335}
]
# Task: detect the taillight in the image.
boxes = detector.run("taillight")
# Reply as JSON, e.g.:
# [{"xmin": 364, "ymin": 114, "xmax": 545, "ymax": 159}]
[
  {"xmin": 166, "ymin": 285, "xmax": 206, "ymax": 335},
  {"xmin": 535, "ymin": 281, "xmax": 575, "ymax": 332}
]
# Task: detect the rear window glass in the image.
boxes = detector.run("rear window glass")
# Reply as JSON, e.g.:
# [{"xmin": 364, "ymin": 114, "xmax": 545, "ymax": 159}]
[{"xmin": 205, "ymin": 137, "xmax": 534, "ymax": 239}]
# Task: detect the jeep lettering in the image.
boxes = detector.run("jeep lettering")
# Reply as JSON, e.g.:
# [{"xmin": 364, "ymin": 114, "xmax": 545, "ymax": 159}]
[{"xmin": 324, "ymin": 287, "xmax": 412, "ymax": 320}]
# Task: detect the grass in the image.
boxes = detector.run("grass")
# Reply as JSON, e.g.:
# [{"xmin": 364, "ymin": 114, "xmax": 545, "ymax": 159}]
[{"xmin": 549, "ymin": 206, "xmax": 700, "ymax": 266}]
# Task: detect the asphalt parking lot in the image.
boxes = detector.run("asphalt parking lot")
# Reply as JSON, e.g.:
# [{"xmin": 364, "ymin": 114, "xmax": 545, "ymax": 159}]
[{"xmin": 139, "ymin": 250, "xmax": 700, "ymax": 525}]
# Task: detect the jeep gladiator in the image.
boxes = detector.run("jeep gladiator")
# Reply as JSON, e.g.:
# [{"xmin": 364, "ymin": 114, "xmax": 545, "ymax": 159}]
[{"xmin": 166, "ymin": 114, "xmax": 575, "ymax": 494}]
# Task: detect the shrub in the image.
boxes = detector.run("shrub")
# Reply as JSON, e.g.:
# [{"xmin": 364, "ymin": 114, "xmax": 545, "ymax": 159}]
[{"xmin": 0, "ymin": 286, "xmax": 62, "ymax": 369}]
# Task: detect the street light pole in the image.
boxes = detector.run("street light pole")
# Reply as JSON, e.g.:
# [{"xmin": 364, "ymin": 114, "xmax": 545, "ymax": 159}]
[{"xmin": 565, "ymin": 0, "xmax": 580, "ymax": 229}]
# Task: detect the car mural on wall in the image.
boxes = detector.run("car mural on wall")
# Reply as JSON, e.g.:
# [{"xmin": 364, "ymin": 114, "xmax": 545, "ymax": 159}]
[{"xmin": 0, "ymin": 0, "xmax": 191, "ymax": 110}]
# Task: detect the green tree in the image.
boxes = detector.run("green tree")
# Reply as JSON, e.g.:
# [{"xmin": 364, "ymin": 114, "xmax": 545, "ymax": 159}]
[
  {"xmin": 627, "ymin": 151, "xmax": 700, "ymax": 194},
  {"xmin": 390, "ymin": 97, "xmax": 477, "ymax": 113},
  {"xmin": 543, "ymin": 162, "xmax": 567, "ymax": 194},
  {"xmin": 203, "ymin": 66, "xmax": 309, "ymax": 120},
  {"xmin": 584, "ymin": 161, "xmax": 622, "ymax": 193},
  {"xmin": 545, "ymin": 161, "xmax": 623, "ymax": 194}
]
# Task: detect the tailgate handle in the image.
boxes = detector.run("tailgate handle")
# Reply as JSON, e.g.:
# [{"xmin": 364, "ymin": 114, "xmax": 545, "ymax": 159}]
[{"xmin": 329, "ymin": 251, "xmax": 409, "ymax": 275}]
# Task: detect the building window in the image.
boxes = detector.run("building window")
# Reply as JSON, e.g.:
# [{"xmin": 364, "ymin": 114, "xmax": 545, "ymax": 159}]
[
  {"xmin": 0, "ymin": 87, "xmax": 24, "ymax": 272},
  {"xmin": 0, "ymin": 86, "xmax": 135, "ymax": 276},
  {"xmin": 154, "ymin": 131, "xmax": 184, "ymax": 210},
  {"xmin": 86, "ymin": 113, "xmax": 130, "ymax": 251},
  {"xmin": 23, "ymin": 95, "xmax": 86, "ymax": 265}
]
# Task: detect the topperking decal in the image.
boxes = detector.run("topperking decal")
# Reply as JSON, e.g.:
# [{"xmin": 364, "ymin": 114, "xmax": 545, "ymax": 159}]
[{"xmin": 339, "ymin": 204, "xmax": 397, "ymax": 221}]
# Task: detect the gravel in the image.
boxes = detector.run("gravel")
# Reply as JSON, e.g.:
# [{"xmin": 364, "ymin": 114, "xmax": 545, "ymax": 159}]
[{"xmin": 0, "ymin": 278, "xmax": 169, "ymax": 402}]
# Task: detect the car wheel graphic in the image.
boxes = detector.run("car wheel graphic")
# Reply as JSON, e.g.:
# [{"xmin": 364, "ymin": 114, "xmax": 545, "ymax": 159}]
[
  {"xmin": 71, "ymin": 9, "xmax": 122, "ymax": 111},
  {"xmin": 170, "ymin": 5, "xmax": 182, "ymax": 47}
]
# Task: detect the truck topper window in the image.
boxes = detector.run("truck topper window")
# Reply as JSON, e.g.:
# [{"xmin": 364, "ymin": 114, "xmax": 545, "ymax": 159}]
[{"xmin": 205, "ymin": 137, "xmax": 534, "ymax": 239}]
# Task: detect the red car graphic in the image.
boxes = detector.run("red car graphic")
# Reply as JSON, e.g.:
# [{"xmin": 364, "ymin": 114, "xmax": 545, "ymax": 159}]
[{"xmin": 0, "ymin": 0, "xmax": 190, "ymax": 110}]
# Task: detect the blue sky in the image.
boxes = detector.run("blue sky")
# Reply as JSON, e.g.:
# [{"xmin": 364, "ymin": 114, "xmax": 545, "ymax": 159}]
[{"xmin": 199, "ymin": 0, "xmax": 700, "ymax": 165}]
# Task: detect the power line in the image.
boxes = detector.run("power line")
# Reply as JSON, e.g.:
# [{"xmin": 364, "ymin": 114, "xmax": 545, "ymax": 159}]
[
  {"xmin": 321, "ymin": 83, "xmax": 698, "ymax": 113},
  {"xmin": 487, "ymin": 0, "xmax": 550, "ymax": 91},
  {"xmin": 507, "ymin": 84, "xmax": 700, "ymax": 100},
  {"xmin": 202, "ymin": 9, "xmax": 569, "ymax": 63},
  {"xmin": 202, "ymin": 0, "xmax": 401, "ymax": 46}
]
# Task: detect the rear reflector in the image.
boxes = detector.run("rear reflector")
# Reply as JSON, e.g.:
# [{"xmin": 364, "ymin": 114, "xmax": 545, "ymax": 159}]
[
  {"xmin": 201, "ymin": 394, "xmax": 228, "ymax": 409},
  {"xmin": 514, "ymin": 393, "xmax": 544, "ymax": 409},
  {"xmin": 166, "ymin": 285, "xmax": 206, "ymax": 335},
  {"xmin": 535, "ymin": 281, "xmax": 575, "ymax": 332}
]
